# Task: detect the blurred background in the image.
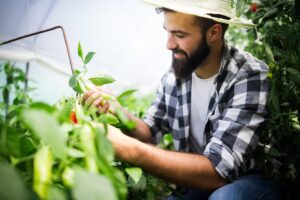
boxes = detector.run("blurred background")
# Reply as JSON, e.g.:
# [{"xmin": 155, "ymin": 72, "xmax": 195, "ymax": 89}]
[{"xmin": 0, "ymin": 0, "xmax": 170, "ymax": 103}]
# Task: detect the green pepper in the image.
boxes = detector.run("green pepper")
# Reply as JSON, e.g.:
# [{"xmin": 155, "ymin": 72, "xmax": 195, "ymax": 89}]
[
  {"xmin": 62, "ymin": 167, "xmax": 75, "ymax": 188},
  {"xmin": 33, "ymin": 146, "xmax": 53, "ymax": 199},
  {"xmin": 79, "ymin": 125, "xmax": 98, "ymax": 173}
]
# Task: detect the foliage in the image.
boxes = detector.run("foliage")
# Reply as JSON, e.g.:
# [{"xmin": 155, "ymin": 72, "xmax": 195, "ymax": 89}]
[
  {"xmin": 229, "ymin": 0, "xmax": 300, "ymax": 199},
  {"xmin": 0, "ymin": 42, "xmax": 173, "ymax": 199},
  {"xmin": 0, "ymin": 61, "xmax": 128, "ymax": 200}
]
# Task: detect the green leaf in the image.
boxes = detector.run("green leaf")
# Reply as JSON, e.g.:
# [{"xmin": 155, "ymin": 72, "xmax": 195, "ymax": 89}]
[
  {"xmin": 22, "ymin": 109, "xmax": 66, "ymax": 159},
  {"xmin": 125, "ymin": 167, "xmax": 143, "ymax": 184},
  {"xmin": 262, "ymin": 8, "xmax": 279, "ymax": 21},
  {"xmin": 0, "ymin": 164, "xmax": 32, "ymax": 200},
  {"xmin": 95, "ymin": 126, "xmax": 115, "ymax": 163},
  {"xmin": 69, "ymin": 74, "xmax": 77, "ymax": 88},
  {"xmin": 89, "ymin": 76, "xmax": 115, "ymax": 86},
  {"xmin": 84, "ymin": 52, "xmax": 95, "ymax": 65},
  {"xmin": 73, "ymin": 170, "xmax": 117, "ymax": 200},
  {"xmin": 115, "ymin": 109, "xmax": 136, "ymax": 130},
  {"xmin": 98, "ymin": 113, "xmax": 119, "ymax": 125},
  {"xmin": 29, "ymin": 102, "xmax": 55, "ymax": 113},
  {"xmin": 0, "ymin": 125, "xmax": 28, "ymax": 158},
  {"xmin": 163, "ymin": 133, "xmax": 173, "ymax": 147},
  {"xmin": 268, "ymin": 147, "xmax": 281, "ymax": 157},
  {"xmin": 74, "ymin": 69, "xmax": 81, "ymax": 75},
  {"xmin": 110, "ymin": 169, "xmax": 127, "ymax": 200},
  {"xmin": 127, "ymin": 172, "xmax": 146, "ymax": 190},
  {"xmin": 268, "ymin": 86, "xmax": 280, "ymax": 113},
  {"xmin": 286, "ymin": 68, "xmax": 300, "ymax": 86},
  {"xmin": 69, "ymin": 74, "xmax": 83, "ymax": 94},
  {"xmin": 117, "ymin": 89, "xmax": 136, "ymax": 105},
  {"xmin": 47, "ymin": 186, "xmax": 67, "ymax": 200},
  {"xmin": 67, "ymin": 148, "xmax": 85, "ymax": 158},
  {"xmin": 6, "ymin": 127, "xmax": 22, "ymax": 157},
  {"xmin": 115, "ymin": 109, "xmax": 129, "ymax": 124},
  {"xmin": 3, "ymin": 86, "xmax": 9, "ymax": 104},
  {"xmin": 74, "ymin": 81, "xmax": 84, "ymax": 94},
  {"xmin": 78, "ymin": 42, "xmax": 84, "ymax": 61},
  {"xmin": 236, "ymin": 0, "xmax": 246, "ymax": 17},
  {"xmin": 20, "ymin": 135, "xmax": 37, "ymax": 156}
]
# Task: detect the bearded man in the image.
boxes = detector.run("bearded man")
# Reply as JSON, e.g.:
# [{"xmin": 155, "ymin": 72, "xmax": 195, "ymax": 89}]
[{"xmin": 84, "ymin": 0, "xmax": 280, "ymax": 199}]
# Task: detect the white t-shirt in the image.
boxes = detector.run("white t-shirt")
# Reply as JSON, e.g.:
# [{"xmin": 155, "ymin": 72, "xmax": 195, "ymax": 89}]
[{"xmin": 190, "ymin": 72, "xmax": 218, "ymax": 154}]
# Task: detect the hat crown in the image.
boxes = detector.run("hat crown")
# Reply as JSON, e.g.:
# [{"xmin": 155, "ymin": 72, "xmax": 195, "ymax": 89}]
[
  {"xmin": 175, "ymin": 0, "xmax": 233, "ymax": 17},
  {"xmin": 142, "ymin": 0, "xmax": 256, "ymax": 27}
]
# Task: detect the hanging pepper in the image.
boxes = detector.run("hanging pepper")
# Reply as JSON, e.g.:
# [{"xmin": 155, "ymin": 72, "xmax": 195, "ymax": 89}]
[
  {"xmin": 79, "ymin": 125, "xmax": 98, "ymax": 173},
  {"xmin": 33, "ymin": 146, "xmax": 53, "ymax": 199},
  {"xmin": 70, "ymin": 111, "xmax": 78, "ymax": 124}
]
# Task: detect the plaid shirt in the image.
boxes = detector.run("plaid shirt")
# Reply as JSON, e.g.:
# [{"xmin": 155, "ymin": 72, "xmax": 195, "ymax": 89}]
[{"xmin": 144, "ymin": 44, "xmax": 269, "ymax": 181}]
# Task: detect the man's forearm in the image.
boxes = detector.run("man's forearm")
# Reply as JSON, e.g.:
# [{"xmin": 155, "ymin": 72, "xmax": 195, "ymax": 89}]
[{"xmin": 117, "ymin": 136, "xmax": 228, "ymax": 190}]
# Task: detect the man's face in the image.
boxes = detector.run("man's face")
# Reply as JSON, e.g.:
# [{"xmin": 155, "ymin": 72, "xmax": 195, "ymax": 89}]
[{"xmin": 163, "ymin": 12, "xmax": 210, "ymax": 79}]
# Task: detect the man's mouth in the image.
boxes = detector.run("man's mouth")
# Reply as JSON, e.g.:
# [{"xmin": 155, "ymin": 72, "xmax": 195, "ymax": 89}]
[
  {"xmin": 173, "ymin": 50, "xmax": 187, "ymax": 60},
  {"xmin": 173, "ymin": 52, "xmax": 185, "ymax": 59}
]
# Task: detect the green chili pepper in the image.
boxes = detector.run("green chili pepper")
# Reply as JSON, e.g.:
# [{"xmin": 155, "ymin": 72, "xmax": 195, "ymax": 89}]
[
  {"xmin": 80, "ymin": 125, "xmax": 98, "ymax": 173},
  {"xmin": 33, "ymin": 146, "xmax": 53, "ymax": 199},
  {"xmin": 62, "ymin": 167, "xmax": 75, "ymax": 188}
]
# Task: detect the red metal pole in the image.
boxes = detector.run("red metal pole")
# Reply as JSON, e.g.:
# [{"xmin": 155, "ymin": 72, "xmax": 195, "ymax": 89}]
[{"xmin": 0, "ymin": 25, "xmax": 74, "ymax": 73}]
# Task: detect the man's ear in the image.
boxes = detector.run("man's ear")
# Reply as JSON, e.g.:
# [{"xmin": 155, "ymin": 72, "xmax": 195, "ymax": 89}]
[{"xmin": 207, "ymin": 24, "xmax": 222, "ymax": 42}]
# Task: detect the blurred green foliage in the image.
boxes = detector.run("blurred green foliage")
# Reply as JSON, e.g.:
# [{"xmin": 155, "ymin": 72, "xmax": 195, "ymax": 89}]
[{"xmin": 229, "ymin": 0, "xmax": 300, "ymax": 199}]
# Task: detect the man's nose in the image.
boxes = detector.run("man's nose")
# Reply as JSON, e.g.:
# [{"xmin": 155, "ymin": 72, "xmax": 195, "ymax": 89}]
[{"xmin": 166, "ymin": 34, "xmax": 177, "ymax": 50}]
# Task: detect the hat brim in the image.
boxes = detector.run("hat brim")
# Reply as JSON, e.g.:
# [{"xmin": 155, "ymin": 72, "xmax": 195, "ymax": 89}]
[{"xmin": 142, "ymin": 0, "xmax": 256, "ymax": 28}]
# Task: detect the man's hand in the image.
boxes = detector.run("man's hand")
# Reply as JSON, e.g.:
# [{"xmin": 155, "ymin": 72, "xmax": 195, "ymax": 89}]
[
  {"xmin": 82, "ymin": 87, "xmax": 152, "ymax": 143},
  {"xmin": 82, "ymin": 87, "xmax": 120, "ymax": 114}
]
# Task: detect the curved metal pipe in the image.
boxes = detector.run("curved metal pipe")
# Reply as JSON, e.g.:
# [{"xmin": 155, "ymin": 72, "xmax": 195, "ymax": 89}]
[{"xmin": 0, "ymin": 25, "xmax": 74, "ymax": 73}]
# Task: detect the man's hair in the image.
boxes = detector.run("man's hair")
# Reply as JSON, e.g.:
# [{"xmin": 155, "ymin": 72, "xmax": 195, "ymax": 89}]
[
  {"xmin": 156, "ymin": 7, "xmax": 229, "ymax": 38},
  {"xmin": 195, "ymin": 14, "xmax": 229, "ymax": 37}
]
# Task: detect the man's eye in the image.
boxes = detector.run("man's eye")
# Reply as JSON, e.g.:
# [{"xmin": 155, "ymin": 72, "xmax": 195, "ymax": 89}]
[{"xmin": 176, "ymin": 34, "xmax": 186, "ymax": 38}]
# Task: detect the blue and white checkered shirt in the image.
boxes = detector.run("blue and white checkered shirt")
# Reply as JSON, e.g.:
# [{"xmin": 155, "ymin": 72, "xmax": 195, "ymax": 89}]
[{"xmin": 144, "ymin": 44, "xmax": 269, "ymax": 181}]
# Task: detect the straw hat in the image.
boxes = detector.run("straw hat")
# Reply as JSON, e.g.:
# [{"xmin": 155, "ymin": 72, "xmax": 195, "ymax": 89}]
[{"xmin": 141, "ymin": 0, "xmax": 256, "ymax": 28}]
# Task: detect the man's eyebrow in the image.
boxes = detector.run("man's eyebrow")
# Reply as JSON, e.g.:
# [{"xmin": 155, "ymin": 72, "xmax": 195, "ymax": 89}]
[{"xmin": 163, "ymin": 26, "xmax": 188, "ymax": 35}]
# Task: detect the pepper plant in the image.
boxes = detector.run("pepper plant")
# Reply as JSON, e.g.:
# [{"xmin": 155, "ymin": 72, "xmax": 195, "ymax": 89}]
[
  {"xmin": 0, "ymin": 60, "xmax": 129, "ymax": 200},
  {"xmin": 0, "ymin": 42, "xmax": 174, "ymax": 200}
]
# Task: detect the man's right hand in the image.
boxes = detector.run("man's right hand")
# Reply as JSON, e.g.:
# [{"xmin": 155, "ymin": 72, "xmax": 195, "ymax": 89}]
[
  {"xmin": 82, "ymin": 87, "xmax": 118, "ymax": 114},
  {"xmin": 83, "ymin": 86, "xmax": 152, "ymax": 143}
]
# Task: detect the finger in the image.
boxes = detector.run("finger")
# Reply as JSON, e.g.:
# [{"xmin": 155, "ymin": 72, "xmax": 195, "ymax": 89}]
[
  {"xmin": 84, "ymin": 91, "xmax": 102, "ymax": 109},
  {"xmin": 100, "ymin": 101, "xmax": 110, "ymax": 113},
  {"xmin": 82, "ymin": 89, "xmax": 97, "ymax": 102},
  {"xmin": 92, "ymin": 97, "xmax": 103, "ymax": 108},
  {"xmin": 92, "ymin": 97, "xmax": 106, "ymax": 113}
]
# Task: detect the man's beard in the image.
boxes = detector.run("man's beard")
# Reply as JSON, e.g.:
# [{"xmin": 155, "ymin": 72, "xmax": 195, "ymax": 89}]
[{"xmin": 171, "ymin": 35, "xmax": 210, "ymax": 79}]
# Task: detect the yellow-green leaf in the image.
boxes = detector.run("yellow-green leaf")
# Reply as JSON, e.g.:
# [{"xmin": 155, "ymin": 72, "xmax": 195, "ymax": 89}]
[
  {"xmin": 89, "ymin": 76, "xmax": 115, "ymax": 86},
  {"xmin": 84, "ymin": 52, "xmax": 95, "ymax": 65}
]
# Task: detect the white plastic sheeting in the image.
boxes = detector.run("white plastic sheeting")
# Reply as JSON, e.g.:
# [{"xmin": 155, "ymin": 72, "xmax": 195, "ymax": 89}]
[{"xmin": 0, "ymin": 0, "xmax": 171, "ymax": 103}]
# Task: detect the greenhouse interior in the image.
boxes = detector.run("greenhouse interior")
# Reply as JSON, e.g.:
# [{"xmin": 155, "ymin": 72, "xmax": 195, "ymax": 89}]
[{"xmin": 0, "ymin": 0, "xmax": 299, "ymax": 199}]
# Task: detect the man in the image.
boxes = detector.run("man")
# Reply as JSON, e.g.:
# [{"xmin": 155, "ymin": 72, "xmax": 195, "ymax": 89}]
[{"xmin": 84, "ymin": 0, "xmax": 280, "ymax": 199}]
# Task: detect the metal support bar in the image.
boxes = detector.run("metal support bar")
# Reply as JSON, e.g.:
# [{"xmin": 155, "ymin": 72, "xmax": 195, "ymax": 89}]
[
  {"xmin": 0, "ymin": 26, "xmax": 74, "ymax": 73},
  {"xmin": 25, "ymin": 62, "xmax": 30, "ymax": 91}
]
